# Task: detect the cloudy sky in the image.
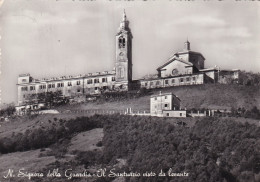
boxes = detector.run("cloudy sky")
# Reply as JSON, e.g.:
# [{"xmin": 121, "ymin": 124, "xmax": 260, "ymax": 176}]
[{"xmin": 0, "ymin": 0, "xmax": 260, "ymax": 104}]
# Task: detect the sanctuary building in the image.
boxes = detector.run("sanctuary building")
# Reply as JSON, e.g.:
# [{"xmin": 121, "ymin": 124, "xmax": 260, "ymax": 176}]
[{"xmin": 16, "ymin": 11, "xmax": 239, "ymax": 106}]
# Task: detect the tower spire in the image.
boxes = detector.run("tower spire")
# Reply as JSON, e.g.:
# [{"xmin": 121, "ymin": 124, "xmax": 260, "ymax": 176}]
[
  {"xmin": 123, "ymin": 9, "xmax": 127, "ymax": 21},
  {"xmin": 184, "ymin": 38, "xmax": 190, "ymax": 51},
  {"xmin": 119, "ymin": 9, "xmax": 129, "ymax": 31}
]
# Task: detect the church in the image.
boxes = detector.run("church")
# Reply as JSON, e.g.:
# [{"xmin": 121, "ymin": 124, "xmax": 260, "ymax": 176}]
[{"xmin": 16, "ymin": 11, "xmax": 239, "ymax": 107}]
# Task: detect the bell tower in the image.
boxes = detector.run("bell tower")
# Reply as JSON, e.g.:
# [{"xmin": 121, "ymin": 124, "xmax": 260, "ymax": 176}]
[{"xmin": 115, "ymin": 10, "xmax": 133, "ymax": 90}]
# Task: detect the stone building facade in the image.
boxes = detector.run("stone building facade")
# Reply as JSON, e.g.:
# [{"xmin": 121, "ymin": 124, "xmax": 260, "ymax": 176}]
[
  {"xmin": 150, "ymin": 92, "xmax": 186, "ymax": 117},
  {"xmin": 16, "ymin": 11, "xmax": 239, "ymax": 107}
]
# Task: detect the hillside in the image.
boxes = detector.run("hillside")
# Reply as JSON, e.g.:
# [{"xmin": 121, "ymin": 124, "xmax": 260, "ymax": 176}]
[
  {"xmin": 0, "ymin": 115, "xmax": 259, "ymax": 182},
  {"xmin": 57, "ymin": 84, "xmax": 260, "ymax": 112}
]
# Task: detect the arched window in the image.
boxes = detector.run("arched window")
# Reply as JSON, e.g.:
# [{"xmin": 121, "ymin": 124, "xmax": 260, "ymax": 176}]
[
  {"xmin": 118, "ymin": 67, "xmax": 125, "ymax": 78},
  {"xmin": 119, "ymin": 37, "xmax": 125, "ymax": 48}
]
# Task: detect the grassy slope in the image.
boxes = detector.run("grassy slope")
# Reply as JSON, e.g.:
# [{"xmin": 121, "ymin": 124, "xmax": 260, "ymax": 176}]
[
  {"xmin": 56, "ymin": 84, "xmax": 260, "ymax": 112},
  {"xmin": 0, "ymin": 149, "xmax": 56, "ymax": 181},
  {"xmin": 68, "ymin": 128, "xmax": 104, "ymax": 152}
]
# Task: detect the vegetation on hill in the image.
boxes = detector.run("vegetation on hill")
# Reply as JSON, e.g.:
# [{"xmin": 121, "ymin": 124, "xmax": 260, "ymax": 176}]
[
  {"xmin": 0, "ymin": 115, "xmax": 103, "ymax": 154},
  {"xmin": 100, "ymin": 115, "xmax": 259, "ymax": 182},
  {"xmin": 0, "ymin": 114, "xmax": 259, "ymax": 181},
  {"xmin": 238, "ymin": 71, "xmax": 260, "ymax": 86}
]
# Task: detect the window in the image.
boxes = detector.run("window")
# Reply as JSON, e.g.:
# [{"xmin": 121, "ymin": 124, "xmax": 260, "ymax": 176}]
[
  {"xmin": 103, "ymin": 86, "xmax": 107, "ymax": 90},
  {"xmin": 76, "ymin": 81, "xmax": 81, "ymax": 85},
  {"xmin": 165, "ymin": 104, "xmax": 168, "ymax": 107},
  {"xmin": 180, "ymin": 113, "xmax": 183, "ymax": 117},
  {"xmin": 154, "ymin": 97, "xmax": 157, "ymax": 100},
  {"xmin": 87, "ymin": 79, "xmax": 92, "ymax": 84},
  {"xmin": 180, "ymin": 78, "xmax": 184, "ymax": 82},
  {"xmin": 119, "ymin": 37, "xmax": 126, "ymax": 48},
  {"xmin": 150, "ymin": 82, "xmax": 153, "ymax": 86},
  {"xmin": 21, "ymin": 87, "xmax": 28, "ymax": 91},
  {"xmin": 186, "ymin": 78, "xmax": 190, "ymax": 82},
  {"xmin": 68, "ymin": 82, "xmax": 72, "ymax": 86},
  {"xmin": 42, "ymin": 85, "xmax": 46, "ymax": 89},
  {"xmin": 156, "ymin": 81, "xmax": 160, "ymax": 86},
  {"xmin": 112, "ymin": 77, "xmax": 116, "ymax": 81},
  {"xmin": 22, "ymin": 79, "xmax": 27, "ymax": 82},
  {"xmin": 57, "ymin": 83, "xmax": 61, "ymax": 87},
  {"xmin": 95, "ymin": 87, "xmax": 98, "ymax": 90},
  {"xmin": 193, "ymin": 77, "xmax": 196, "ymax": 81},
  {"xmin": 30, "ymin": 86, "xmax": 35, "ymax": 91},
  {"xmin": 48, "ymin": 84, "xmax": 51, "ymax": 89},
  {"xmin": 118, "ymin": 67, "xmax": 124, "ymax": 78},
  {"xmin": 52, "ymin": 84, "xmax": 55, "ymax": 88},
  {"xmin": 94, "ymin": 78, "xmax": 99, "ymax": 83},
  {"xmin": 165, "ymin": 80, "xmax": 169, "ymax": 84},
  {"xmin": 165, "ymin": 96, "xmax": 167, "ymax": 99},
  {"xmin": 172, "ymin": 79, "xmax": 175, "ymax": 84},
  {"xmin": 77, "ymin": 89, "xmax": 81, "ymax": 93},
  {"xmin": 102, "ymin": 78, "xmax": 107, "ymax": 83},
  {"xmin": 145, "ymin": 83, "xmax": 148, "ymax": 86},
  {"xmin": 166, "ymin": 113, "xmax": 169, "ymax": 116}
]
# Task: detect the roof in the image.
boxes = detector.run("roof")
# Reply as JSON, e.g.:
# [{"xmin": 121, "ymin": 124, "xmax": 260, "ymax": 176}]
[
  {"xmin": 175, "ymin": 50, "xmax": 206, "ymax": 60},
  {"xmin": 157, "ymin": 57, "xmax": 193, "ymax": 71},
  {"xmin": 150, "ymin": 92, "xmax": 181, "ymax": 101},
  {"xmin": 199, "ymin": 67, "xmax": 218, "ymax": 72}
]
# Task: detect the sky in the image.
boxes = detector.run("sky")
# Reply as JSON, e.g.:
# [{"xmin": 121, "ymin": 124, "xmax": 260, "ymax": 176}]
[{"xmin": 0, "ymin": 0, "xmax": 260, "ymax": 105}]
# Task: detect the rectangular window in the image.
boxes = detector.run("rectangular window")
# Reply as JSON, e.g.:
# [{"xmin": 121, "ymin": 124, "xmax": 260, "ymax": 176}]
[
  {"xmin": 156, "ymin": 81, "xmax": 160, "ymax": 86},
  {"xmin": 87, "ymin": 79, "xmax": 93, "ymax": 84},
  {"xmin": 76, "ymin": 81, "xmax": 81, "ymax": 85},
  {"xmin": 39, "ymin": 85, "xmax": 43, "ymax": 89},
  {"xmin": 166, "ymin": 113, "xmax": 169, "ymax": 116},
  {"xmin": 52, "ymin": 84, "xmax": 55, "ymax": 88},
  {"xmin": 61, "ymin": 83, "xmax": 64, "ymax": 87},
  {"xmin": 57, "ymin": 83, "xmax": 61, "ymax": 87},
  {"xmin": 22, "ymin": 79, "xmax": 27, "ymax": 82},
  {"xmin": 48, "ymin": 84, "xmax": 52, "ymax": 89},
  {"xmin": 165, "ymin": 96, "xmax": 167, "ymax": 99},
  {"xmin": 145, "ymin": 83, "xmax": 148, "ymax": 86},
  {"xmin": 30, "ymin": 86, "xmax": 35, "ymax": 91},
  {"xmin": 180, "ymin": 78, "xmax": 184, "ymax": 82},
  {"xmin": 21, "ymin": 87, "xmax": 28, "ymax": 91},
  {"xmin": 165, "ymin": 104, "xmax": 168, "ymax": 107},
  {"xmin": 102, "ymin": 78, "xmax": 107, "ymax": 83},
  {"xmin": 94, "ymin": 79, "xmax": 99, "ymax": 83},
  {"xmin": 77, "ymin": 89, "xmax": 81, "ymax": 93},
  {"xmin": 112, "ymin": 77, "xmax": 115, "ymax": 81},
  {"xmin": 154, "ymin": 97, "xmax": 157, "ymax": 100},
  {"xmin": 180, "ymin": 113, "xmax": 183, "ymax": 116},
  {"xmin": 165, "ymin": 80, "xmax": 169, "ymax": 84},
  {"xmin": 150, "ymin": 82, "xmax": 153, "ymax": 86},
  {"xmin": 172, "ymin": 79, "xmax": 175, "ymax": 83},
  {"xmin": 95, "ymin": 87, "xmax": 98, "ymax": 90},
  {"xmin": 186, "ymin": 78, "xmax": 190, "ymax": 82},
  {"xmin": 193, "ymin": 77, "xmax": 196, "ymax": 81},
  {"xmin": 68, "ymin": 82, "xmax": 72, "ymax": 86},
  {"xmin": 43, "ymin": 85, "xmax": 46, "ymax": 89}
]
